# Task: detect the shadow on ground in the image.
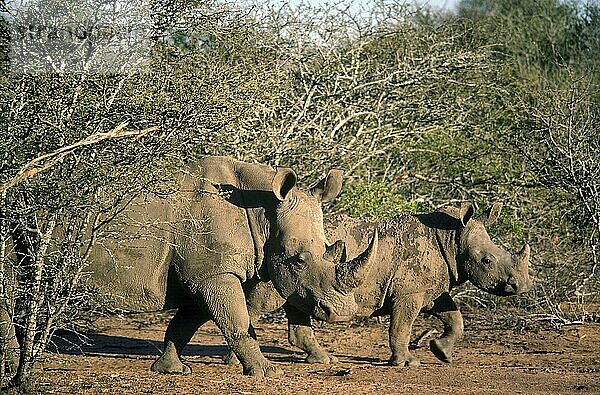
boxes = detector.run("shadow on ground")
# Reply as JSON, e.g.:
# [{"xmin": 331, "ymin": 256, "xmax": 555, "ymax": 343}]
[{"xmin": 47, "ymin": 331, "xmax": 297, "ymax": 362}]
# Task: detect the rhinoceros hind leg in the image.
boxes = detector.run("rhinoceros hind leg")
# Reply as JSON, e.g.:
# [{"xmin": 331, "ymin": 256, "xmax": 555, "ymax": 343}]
[
  {"xmin": 306, "ymin": 350, "xmax": 338, "ymax": 364},
  {"xmin": 428, "ymin": 292, "xmax": 463, "ymax": 363},
  {"xmin": 430, "ymin": 338, "xmax": 454, "ymax": 363},
  {"xmin": 151, "ymin": 304, "xmax": 208, "ymax": 374}
]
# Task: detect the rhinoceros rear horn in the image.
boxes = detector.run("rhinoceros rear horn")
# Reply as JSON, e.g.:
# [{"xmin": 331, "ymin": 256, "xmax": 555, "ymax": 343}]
[
  {"xmin": 324, "ymin": 240, "xmax": 347, "ymax": 263},
  {"xmin": 335, "ymin": 229, "xmax": 379, "ymax": 293},
  {"xmin": 517, "ymin": 243, "xmax": 530, "ymax": 266}
]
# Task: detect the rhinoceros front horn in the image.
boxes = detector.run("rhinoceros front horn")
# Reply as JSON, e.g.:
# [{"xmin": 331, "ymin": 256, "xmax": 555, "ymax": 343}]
[{"xmin": 335, "ymin": 229, "xmax": 379, "ymax": 293}]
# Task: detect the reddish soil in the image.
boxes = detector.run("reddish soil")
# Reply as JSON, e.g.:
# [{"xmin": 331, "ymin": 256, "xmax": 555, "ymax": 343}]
[{"xmin": 31, "ymin": 311, "xmax": 599, "ymax": 394}]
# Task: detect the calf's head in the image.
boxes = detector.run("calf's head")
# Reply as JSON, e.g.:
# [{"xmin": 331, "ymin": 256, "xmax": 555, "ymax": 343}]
[
  {"xmin": 451, "ymin": 203, "xmax": 532, "ymax": 296},
  {"xmin": 266, "ymin": 168, "xmax": 378, "ymax": 322}
]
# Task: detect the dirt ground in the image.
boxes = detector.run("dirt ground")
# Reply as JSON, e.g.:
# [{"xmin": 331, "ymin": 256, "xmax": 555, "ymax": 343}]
[{"xmin": 31, "ymin": 310, "xmax": 600, "ymax": 395}]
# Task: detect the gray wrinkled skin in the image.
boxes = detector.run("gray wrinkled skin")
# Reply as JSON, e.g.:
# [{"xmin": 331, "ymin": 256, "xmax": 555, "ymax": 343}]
[
  {"xmin": 225, "ymin": 203, "xmax": 532, "ymax": 366},
  {"xmin": 83, "ymin": 156, "xmax": 378, "ymax": 377}
]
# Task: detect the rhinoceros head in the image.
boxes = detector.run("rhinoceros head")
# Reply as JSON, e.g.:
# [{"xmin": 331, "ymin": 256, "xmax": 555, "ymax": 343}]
[
  {"xmin": 452, "ymin": 203, "xmax": 532, "ymax": 296},
  {"xmin": 266, "ymin": 168, "xmax": 378, "ymax": 322}
]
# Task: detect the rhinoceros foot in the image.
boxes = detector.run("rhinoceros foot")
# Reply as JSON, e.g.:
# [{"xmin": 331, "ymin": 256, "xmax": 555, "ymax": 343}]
[
  {"xmin": 243, "ymin": 363, "xmax": 282, "ymax": 377},
  {"xmin": 150, "ymin": 356, "xmax": 192, "ymax": 375},
  {"xmin": 388, "ymin": 353, "xmax": 420, "ymax": 367},
  {"xmin": 306, "ymin": 350, "xmax": 338, "ymax": 364},
  {"xmin": 430, "ymin": 338, "xmax": 454, "ymax": 363},
  {"xmin": 224, "ymin": 352, "xmax": 283, "ymax": 376},
  {"xmin": 223, "ymin": 351, "xmax": 285, "ymax": 377}
]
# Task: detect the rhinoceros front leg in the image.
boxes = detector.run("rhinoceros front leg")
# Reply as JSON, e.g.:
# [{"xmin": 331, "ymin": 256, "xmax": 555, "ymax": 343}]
[
  {"xmin": 284, "ymin": 302, "xmax": 338, "ymax": 364},
  {"xmin": 198, "ymin": 274, "xmax": 282, "ymax": 377},
  {"xmin": 428, "ymin": 292, "xmax": 464, "ymax": 363},
  {"xmin": 388, "ymin": 292, "xmax": 424, "ymax": 367},
  {"xmin": 151, "ymin": 304, "xmax": 209, "ymax": 374},
  {"xmin": 223, "ymin": 311, "xmax": 258, "ymax": 366}
]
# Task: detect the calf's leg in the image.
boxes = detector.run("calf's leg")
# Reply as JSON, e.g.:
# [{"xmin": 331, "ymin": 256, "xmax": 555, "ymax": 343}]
[
  {"xmin": 428, "ymin": 292, "xmax": 463, "ymax": 363},
  {"xmin": 388, "ymin": 292, "xmax": 424, "ymax": 367},
  {"xmin": 284, "ymin": 302, "xmax": 338, "ymax": 364}
]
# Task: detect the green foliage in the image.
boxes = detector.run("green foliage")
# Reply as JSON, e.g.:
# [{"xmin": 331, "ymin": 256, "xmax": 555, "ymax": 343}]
[
  {"xmin": 338, "ymin": 181, "xmax": 432, "ymax": 220},
  {"xmin": 495, "ymin": 208, "xmax": 525, "ymax": 240},
  {"xmin": 457, "ymin": 0, "xmax": 600, "ymax": 72}
]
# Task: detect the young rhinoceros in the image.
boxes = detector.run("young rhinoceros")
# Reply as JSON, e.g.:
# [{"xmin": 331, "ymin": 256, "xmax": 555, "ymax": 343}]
[
  {"xmin": 228, "ymin": 203, "xmax": 532, "ymax": 366},
  {"xmin": 325, "ymin": 203, "xmax": 532, "ymax": 365}
]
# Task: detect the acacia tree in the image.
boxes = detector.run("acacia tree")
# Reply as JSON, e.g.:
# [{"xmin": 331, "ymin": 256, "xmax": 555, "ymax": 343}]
[
  {"xmin": 452, "ymin": 0, "xmax": 600, "ymax": 320},
  {"xmin": 513, "ymin": 72, "xmax": 600, "ymax": 316}
]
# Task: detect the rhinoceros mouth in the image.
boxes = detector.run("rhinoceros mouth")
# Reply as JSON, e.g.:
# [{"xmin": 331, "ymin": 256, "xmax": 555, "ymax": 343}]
[
  {"xmin": 313, "ymin": 300, "xmax": 356, "ymax": 323},
  {"xmin": 488, "ymin": 280, "xmax": 519, "ymax": 296}
]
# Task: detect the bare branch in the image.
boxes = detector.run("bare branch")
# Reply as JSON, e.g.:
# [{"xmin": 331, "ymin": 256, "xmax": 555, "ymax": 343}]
[{"xmin": 0, "ymin": 124, "xmax": 159, "ymax": 193}]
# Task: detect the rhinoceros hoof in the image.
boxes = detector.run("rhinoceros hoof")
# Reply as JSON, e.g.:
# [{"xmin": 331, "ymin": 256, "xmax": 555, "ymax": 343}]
[
  {"xmin": 388, "ymin": 354, "xmax": 420, "ymax": 367},
  {"xmin": 243, "ymin": 363, "xmax": 283, "ymax": 377},
  {"xmin": 430, "ymin": 338, "xmax": 453, "ymax": 363},
  {"xmin": 223, "ymin": 351, "xmax": 241, "ymax": 366},
  {"xmin": 150, "ymin": 358, "xmax": 192, "ymax": 375},
  {"xmin": 306, "ymin": 352, "xmax": 339, "ymax": 364}
]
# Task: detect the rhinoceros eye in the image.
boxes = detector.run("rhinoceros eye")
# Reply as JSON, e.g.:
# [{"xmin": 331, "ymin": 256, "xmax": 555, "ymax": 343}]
[
  {"xmin": 298, "ymin": 251, "xmax": 311, "ymax": 263},
  {"xmin": 481, "ymin": 255, "xmax": 494, "ymax": 265}
]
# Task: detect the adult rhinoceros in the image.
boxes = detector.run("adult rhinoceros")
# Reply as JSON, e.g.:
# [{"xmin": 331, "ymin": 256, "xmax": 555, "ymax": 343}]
[
  {"xmin": 226, "ymin": 203, "xmax": 532, "ymax": 367},
  {"xmin": 18, "ymin": 156, "xmax": 378, "ymax": 378}
]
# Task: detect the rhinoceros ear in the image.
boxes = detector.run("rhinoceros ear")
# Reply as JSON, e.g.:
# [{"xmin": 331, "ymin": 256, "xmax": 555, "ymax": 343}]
[
  {"xmin": 272, "ymin": 167, "xmax": 297, "ymax": 201},
  {"xmin": 479, "ymin": 203, "xmax": 502, "ymax": 226},
  {"xmin": 310, "ymin": 169, "xmax": 343, "ymax": 203},
  {"xmin": 458, "ymin": 203, "xmax": 475, "ymax": 227}
]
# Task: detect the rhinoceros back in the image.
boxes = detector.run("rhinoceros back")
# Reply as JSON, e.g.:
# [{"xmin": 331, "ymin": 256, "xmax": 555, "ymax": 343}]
[{"xmin": 87, "ymin": 157, "xmax": 274, "ymax": 312}]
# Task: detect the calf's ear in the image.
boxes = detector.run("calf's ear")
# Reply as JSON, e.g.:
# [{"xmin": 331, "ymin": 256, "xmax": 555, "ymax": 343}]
[
  {"xmin": 272, "ymin": 167, "xmax": 297, "ymax": 201},
  {"xmin": 459, "ymin": 202, "xmax": 475, "ymax": 227},
  {"xmin": 310, "ymin": 169, "xmax": 343, "ymax": 203},
  {"xmin": 479, "ymin": 203, "xmax": 502, "ymax": 226}
]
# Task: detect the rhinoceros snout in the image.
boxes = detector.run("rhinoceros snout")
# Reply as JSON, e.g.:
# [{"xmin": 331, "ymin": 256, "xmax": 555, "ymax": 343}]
[
  {"xmin": 498, "ymin": 243, "xmax": 532, "ymax": 295},
  {"xmin": 498, "ymin": 275, "xmax": 531, "ymax": 295},
  {"xmin": 313, "ymin": 299, "xmax": 357, "ymax": 323}
]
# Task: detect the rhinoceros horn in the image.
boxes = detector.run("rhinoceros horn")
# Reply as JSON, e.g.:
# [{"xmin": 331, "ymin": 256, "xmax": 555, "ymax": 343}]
[
  {"xmin": 516, "ymin": 243, "xmax": 530, "ymax": 267},
  {"xmin": 324, "ymin": 240, "xmax": 347, "ymax": 263},
  {"xmin": 335, "ymin": 229, "xmax": 379, "ymax": 293}
]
